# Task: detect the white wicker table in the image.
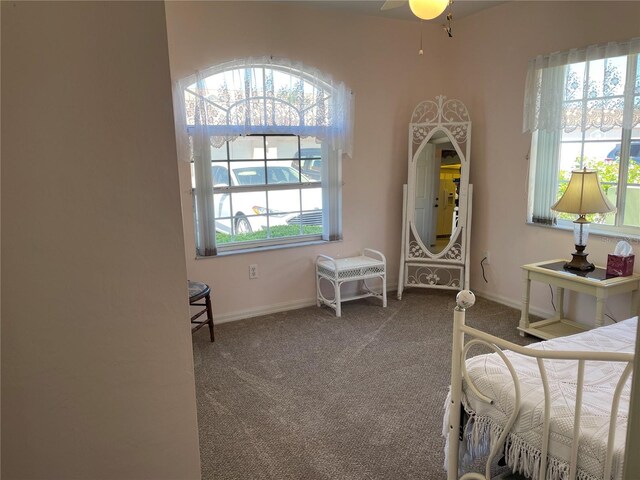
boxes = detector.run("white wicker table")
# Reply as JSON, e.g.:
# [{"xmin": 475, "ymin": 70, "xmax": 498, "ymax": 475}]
[{"xmin": 316, "ymin": 249, "xmax": 387, "ymax": 317}]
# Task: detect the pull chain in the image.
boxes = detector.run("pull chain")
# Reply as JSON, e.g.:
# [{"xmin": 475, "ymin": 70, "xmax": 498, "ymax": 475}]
[
  {"xmin": 419, "ymin": 20, "xmax": 424, "ymax": 56},
  {"xmin": 443, "ymin": 0, "xmax": 453, "ymax": 37}
]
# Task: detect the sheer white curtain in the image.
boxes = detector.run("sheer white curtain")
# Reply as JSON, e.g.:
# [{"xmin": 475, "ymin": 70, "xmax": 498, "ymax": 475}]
[
  {"xmin": 523, "ymin": 37, "xmax": 640, "ymax": 133},
  {"xmin": 523, "ymin": 38, "xmax": 640, "ymax": 225},
  {"xmin": 527, "ymin": 66, "xmax": 565, "ymax": 224},
  {"xmin": 173, "ymin": 57, "xmax": 353, "ymax": 256}
]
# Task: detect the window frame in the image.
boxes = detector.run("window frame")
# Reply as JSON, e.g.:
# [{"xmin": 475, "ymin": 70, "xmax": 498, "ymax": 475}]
[
  {"xmin": 527, "ymin": 47, "xmax": 640, "ymax": 239},
  {"xmin": 191, "ymin": 134, "xmax": 330, "ymax": 253},
  {"xmin": 177, "ymin": 57, "xmax": 350, "ymax": 257}
]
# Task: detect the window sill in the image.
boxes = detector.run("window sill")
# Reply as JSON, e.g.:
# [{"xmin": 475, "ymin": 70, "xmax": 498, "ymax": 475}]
[
  {"xmin": 195, "ymin": 238, "xmax": 341, "ymax": 259},
  {"xmin": 525, "ymin": 221, "xmax": 640, "ymax": 244}
]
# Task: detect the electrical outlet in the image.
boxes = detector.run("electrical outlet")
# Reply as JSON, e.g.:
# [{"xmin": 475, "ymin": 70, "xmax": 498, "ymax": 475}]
[
  {"xmin": 249, "ymin": 264, "xmax": 258, "ymax": 279},
  {"xmin": 483, "ymin": 251, "xmax": 491, "ymax": 265}
]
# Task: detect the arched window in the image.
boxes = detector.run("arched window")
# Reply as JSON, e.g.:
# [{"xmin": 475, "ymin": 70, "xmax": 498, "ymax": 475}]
[{"xmin": 175, "ymin": 57, "xmax": 352, "ymax": 256}]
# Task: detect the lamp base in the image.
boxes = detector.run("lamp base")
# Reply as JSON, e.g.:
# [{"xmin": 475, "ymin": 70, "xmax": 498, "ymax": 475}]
[{"xmin": 564, "ymin": 248, "xmax": 595, "ymax": 272}]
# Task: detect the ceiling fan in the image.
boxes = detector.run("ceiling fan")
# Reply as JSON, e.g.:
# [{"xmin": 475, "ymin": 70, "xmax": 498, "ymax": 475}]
[
  {"xmin": 381, "ymin": 0, "xmax": 451, "ymax": 20},
  {"xmin": 383, "ymin": 0, "xmax": 454, "ymax": 41}
]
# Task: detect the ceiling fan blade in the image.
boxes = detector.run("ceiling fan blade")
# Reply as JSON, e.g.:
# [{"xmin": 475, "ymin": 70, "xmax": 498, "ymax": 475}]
[{"xmin": 381, "ymin": 0, "xmax": 407, "ymax": 11}]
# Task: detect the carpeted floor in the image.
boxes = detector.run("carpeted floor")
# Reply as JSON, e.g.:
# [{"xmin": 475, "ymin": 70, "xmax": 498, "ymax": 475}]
[{"xmin": 192, "ymin": 289, "xmax": 536, "ymax": 480}]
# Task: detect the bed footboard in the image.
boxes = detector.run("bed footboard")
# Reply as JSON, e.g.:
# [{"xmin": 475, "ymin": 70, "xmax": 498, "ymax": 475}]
[{"xmin": 446, "ymin": 291, "xmax": 635, "ymax": 480}]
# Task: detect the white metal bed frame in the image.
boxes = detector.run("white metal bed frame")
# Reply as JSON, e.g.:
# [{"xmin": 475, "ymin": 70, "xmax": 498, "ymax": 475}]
[{"xmin": 447, "ymin": 291, "xmax": 635, "ymax": 480}]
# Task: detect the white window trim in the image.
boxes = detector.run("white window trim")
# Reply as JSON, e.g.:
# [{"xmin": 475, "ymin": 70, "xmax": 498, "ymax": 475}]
[
  {"xmin": 191, "ymin": 134, "xmax": 342, "ymax": 256},
  {"xmin": 526, "ymin": 220, "xmax": 640, "ymax": 244},
  {"xmin": 194, "ymin": 238, "xmax": 337, "ymax": 260},
  {"xmin": 524, "ymin": 38, "xmax": 640, "ymax": 237},
  {"xmin": 174, "ymin": 57, "xmax": 352, "ymax": 256}
]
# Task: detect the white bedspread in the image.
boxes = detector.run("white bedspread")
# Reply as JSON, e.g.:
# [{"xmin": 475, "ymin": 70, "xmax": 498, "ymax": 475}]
[{"xmin": 447, "ymin": 317, "xmax": 637, "ymax": 480}]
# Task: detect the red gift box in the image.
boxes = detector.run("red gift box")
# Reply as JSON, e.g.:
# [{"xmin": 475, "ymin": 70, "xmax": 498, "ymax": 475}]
[{"xmin": 606, "ymin": 254, "xmax": 635, "ymax": 277}]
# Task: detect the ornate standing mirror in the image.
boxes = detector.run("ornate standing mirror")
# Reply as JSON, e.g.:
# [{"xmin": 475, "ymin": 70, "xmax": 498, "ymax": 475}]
[{"xmin": 397, "ymin": 96, "xmax": 472, "ymax": 298}]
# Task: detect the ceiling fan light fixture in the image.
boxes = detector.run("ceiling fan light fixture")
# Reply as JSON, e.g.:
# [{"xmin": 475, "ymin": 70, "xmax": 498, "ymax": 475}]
[{"xmin": 408, "ymin": 0, "xmax": 448, "ymax": 20}]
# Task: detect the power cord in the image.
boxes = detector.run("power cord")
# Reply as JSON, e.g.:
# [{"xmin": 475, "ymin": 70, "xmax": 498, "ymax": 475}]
[
  {"xmin": 480, "ymin": 257, "xmax": 488, "ymax": 283},
  {"xmin": 548, "ymin": 287, "xmax": 617, "ymax": 322}
]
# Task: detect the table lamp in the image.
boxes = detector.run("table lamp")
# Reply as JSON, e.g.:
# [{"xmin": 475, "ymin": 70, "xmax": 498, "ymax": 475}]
[{"xmin": 551, "ymin": 168, "xmax": 616, "ymax": 271}]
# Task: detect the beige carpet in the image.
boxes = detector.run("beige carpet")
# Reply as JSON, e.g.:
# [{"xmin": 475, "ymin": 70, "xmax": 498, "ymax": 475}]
[{"xmin": 192, "ymin": 289, "xmax": 536, "ymax": 480}]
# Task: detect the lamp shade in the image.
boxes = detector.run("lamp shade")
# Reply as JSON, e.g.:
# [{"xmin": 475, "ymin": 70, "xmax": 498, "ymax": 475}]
[
  {"xmin": 408, "ymin": 0, "xmax": 448, "ymax": 20},
  {"xmin": 551, "ymin": 169, "xmax": 616, "ymax": 215}
]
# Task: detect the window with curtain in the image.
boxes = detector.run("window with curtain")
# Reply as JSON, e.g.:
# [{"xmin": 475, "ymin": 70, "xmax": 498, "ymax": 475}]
[
  {"xmin": 174, "ymin": 57, "xmax": 353, "ymax": 256},
  {"xmin": 524, "ymin": 38, "xmax": 640, "ymax": 235}
]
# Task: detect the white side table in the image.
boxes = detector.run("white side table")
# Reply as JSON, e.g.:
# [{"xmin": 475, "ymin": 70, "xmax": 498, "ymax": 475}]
[
  {"xmin": 519, "ymin": 259, "xmax": 640, "ymax": 340},
  {"xmin": 316, "ymin": 249, "xmax": 387, "ymax": 317}
]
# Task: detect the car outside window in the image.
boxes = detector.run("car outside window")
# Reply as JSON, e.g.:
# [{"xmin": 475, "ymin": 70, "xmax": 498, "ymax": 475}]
[{"xmin": 191, "ymin": 135, "xmax": 325, "ymax": 248}]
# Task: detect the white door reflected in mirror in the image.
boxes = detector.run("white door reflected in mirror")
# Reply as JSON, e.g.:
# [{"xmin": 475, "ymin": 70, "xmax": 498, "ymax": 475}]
[
  {"xmin": 413, "ymin": 130, "xmax": 462, "ymax": 255},
  {"xmin": 414, "ymin": 143, "xmax": 439, "ymax": 248}
]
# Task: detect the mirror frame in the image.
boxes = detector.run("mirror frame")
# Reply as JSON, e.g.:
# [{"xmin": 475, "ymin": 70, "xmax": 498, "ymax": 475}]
[{"xmin": 398, "ymin": 96, "xmax": 472, "ymax": 298}]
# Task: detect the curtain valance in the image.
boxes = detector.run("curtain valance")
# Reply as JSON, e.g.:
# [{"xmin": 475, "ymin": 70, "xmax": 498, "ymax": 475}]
[
  {"xmin": 523, "ymin": 38, "xmax": 640, "ymax": 133},
  {"xmin": 175, "ymin": 56, "xmax": 353, "ymax": 158}
]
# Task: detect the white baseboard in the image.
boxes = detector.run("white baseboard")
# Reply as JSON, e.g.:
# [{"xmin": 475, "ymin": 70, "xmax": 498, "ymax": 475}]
[
  {"xmin": 213, "ymin": 297, "xmax": 318, "ymax": 324},
  {"xmin": 473, "ymin": 288, "xmax": 553, "ymax": 320},
  {"xmin": 213, "ymin": 284, "xmax": 549, "ymax": 326},
  {"xmin": 213, "ymin": 277, "xmax": 400, "ymax": 325}
]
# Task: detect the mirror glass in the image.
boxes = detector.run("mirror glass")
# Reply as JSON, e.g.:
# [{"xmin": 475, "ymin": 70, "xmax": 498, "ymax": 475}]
[{"xmin": 413, "ymin": 129, "xmax": 462, "ymax": 254}]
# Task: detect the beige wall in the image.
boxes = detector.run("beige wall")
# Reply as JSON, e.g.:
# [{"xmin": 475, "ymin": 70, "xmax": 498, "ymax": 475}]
[
  {"xmin": 446, "ymin": 1, "xmax": 640, "ymax": 321},
  {"xmin": 1, "ymin": 2, "xmax": 201, "ymax": 478},
  {"xmin": 166, "ymin": 1, "xmax": 448, "ymax": 320}
]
